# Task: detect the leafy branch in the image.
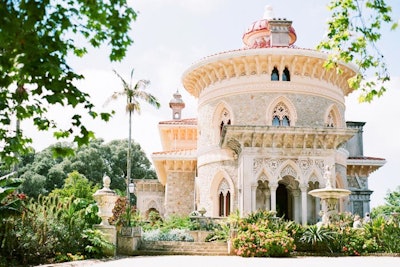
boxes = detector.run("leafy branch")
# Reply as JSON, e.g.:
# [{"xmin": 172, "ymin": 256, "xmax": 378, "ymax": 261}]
[{"xmin": 318, "ymin": 0, "xmax": 398, "ymax": 102}]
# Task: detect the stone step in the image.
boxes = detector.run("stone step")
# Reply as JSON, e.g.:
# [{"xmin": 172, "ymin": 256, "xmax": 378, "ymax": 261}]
[{"xmin": 138, "ymin": 241, "xmax": 230, "ymax": 256}]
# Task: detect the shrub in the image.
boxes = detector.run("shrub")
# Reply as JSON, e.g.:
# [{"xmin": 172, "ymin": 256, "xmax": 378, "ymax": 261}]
[
  {"xmin": 364, "ymin": 215, "xmax": 400, "ymax": 253},
  {"xmin": 232, "ymin": 211, "xmax": 296, "ymax": 257},
  {"xmin": 108, "ymin": 196, "xmax": 139, "ymax": 227},
  {"xmin": 143, "ymin": 229, "xmax": 194, "ymax": 242},
  {"xmin": 300, "ymin": 225, "xmax": 336, "ymax": 252},
  {"xmin": 233, "ymin": 228, "xmax": 295, "ymax": 257},
  {"xmin": 0, "ymin": 195, "xmax": 109, "ymax": 265}
]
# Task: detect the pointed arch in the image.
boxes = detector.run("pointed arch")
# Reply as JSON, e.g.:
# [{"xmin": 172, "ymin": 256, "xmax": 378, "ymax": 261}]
[
  {"xmin": 277, "ymin": 160, "xmax": 301, "ymax": 182},
  {"xmin": 212, "ymin": 101, "xmax": 234, "ymax": 141},
  {"xmin": 271, "ymin": 66, "xmax": 279, "ymax": 81},
  {"xmin": 145, "ymin": 200, "xmax": 161, "ymax": 219},
  {"xmin": 324, "ymin": 104, "xmax": 342, "ymax": 128},
  {"xmin": 210, "ymin": 170, "xmax": 235, "ymax": 217},
  {"xmin": 255, "ymin": 168, "xmax": 273, "ymax": 184},
  {"xmin": 282, "ymin": 66, "xmax": 290, "ymax": 81},
  {"xmin": 266, "ymin": 96, "xmax": 297, "ymax": 126},
  {"xmin": 307, "ymin": 167, "xmax": 323, "ymax": 185}
]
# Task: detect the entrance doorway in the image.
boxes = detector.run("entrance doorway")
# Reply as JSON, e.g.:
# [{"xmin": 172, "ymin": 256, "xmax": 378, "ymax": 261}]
[{"xmin": 276, "ymin": 183, "xmax": 290, "ymax": 220}]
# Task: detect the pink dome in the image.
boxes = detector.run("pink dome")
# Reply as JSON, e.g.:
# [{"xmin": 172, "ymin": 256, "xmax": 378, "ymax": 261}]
[{"xmin": 242, "ymin": 7, "xmax": 297, "ymax": 49}]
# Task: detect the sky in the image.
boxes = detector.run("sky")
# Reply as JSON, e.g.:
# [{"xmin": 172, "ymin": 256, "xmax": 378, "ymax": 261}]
[{"xmin": 25, "ymin": 0, "xmax": 400, "ymax": 208}]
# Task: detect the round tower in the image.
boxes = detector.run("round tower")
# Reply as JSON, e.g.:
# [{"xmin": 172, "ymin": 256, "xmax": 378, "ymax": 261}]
[{"xmin": 181, "ymin": 6, "xmax": 359, "ymax": 223}]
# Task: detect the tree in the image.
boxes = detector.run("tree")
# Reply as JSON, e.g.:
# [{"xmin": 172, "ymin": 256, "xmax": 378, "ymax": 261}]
[
  {"xmin": 105, "ymin": 69, "xmax": 160, "ymax": 204},
  {"xmin": 318, "ymin": 0, "xmax": 398, "ymax": 102},
  {"xmin": 0, "ymin": 0, "xmax": 137, "ymax": 168},
  {"xmin": 372, "ymin": 186, "xmax": 400, "ymax": 217},
  {"xmin": 100, "ymin": 139, "xmax": 157, "ymax": 191},
  {"xmin": 17, "ymin": 138, "xmax": 157, "ymax": 197},
  {"xmin": 50, "ymin": 171, "xmax": 96, "ymax": 200}
]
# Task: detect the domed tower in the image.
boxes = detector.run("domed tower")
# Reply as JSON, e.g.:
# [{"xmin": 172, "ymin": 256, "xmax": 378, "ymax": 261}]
[
  {"xmin": 181, "ymin": 6, "xmax": 384, "ymax": 224},
  {"xmin": 169, "ymin": 90, "xmax": 185, "ymax": 120}
]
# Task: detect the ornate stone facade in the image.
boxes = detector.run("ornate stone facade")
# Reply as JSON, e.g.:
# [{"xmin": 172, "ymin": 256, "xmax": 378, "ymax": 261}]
[{"xmin": 144, "ymin": 6, "xmax": 386, "ymax": 224}]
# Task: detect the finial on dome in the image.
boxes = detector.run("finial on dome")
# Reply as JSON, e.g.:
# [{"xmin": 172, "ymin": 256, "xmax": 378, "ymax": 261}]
[{"xmin": 263, "ymin": 5, "xmax": 275, "ymax": 20}]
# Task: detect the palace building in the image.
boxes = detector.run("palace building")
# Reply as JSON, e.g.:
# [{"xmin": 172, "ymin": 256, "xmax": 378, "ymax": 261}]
[{"xmin": 135, "ymin": 6, "xmax": 386, "ymax": 225}]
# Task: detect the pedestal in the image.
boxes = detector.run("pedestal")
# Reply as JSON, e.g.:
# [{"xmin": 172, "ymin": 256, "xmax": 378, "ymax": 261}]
[{"xmin": 94, "ymin": 224, "xmax": 117, "ymax": 256}]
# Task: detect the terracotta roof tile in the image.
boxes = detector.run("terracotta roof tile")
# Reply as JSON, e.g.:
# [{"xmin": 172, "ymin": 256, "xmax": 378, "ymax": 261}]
[{"xmin": 159, "ymin": 118, "xmax": 197, "ymax": 125}]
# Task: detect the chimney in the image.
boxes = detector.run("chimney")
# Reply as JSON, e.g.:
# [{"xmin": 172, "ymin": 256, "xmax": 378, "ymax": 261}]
[{"xmin": 269, "ymin": 18, "xmax": 293, "ymax": 47}]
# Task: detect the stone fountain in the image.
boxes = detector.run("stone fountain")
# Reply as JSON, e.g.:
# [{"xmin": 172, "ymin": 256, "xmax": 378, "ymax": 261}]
[{"xmin": 308, "ymin": 165, "xmax": 351, "ymax": 226}]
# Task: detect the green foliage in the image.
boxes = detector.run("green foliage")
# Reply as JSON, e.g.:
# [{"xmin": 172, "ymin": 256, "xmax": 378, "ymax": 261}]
[
  {"xmin": 0, "ymin": 0, "xmax": 136, "ymax": 167},
  {"xmin": 204, "ymin": 222, "xmax": 230, "ymax": 242},
  {"xmin": 142, "ymin": 228, "xmax": 194, "ymax": 242},
  {"xmin": 0, "ymin": 194, "xmax": 107, "ymax": 265},
  {"xmin": 363, "ymin": 215, "xmax": 400, "ymax": 253},
  {"xmin": 50, "ymin": 171, "xmax": 97, "ymax": 200},
  {"xmin": 372, "ymin": 186, "xmax": 400, "ymax": 217},
  {"xmin": 300, "ymin": 225, "xmax": 336, "ymax": 252},
  {"xmin": 18, "ymin": 138, "xmax": 157, "ymax": 196},
  {"xmin": 318, "ymin": 0, "xmax": 397, "ymax": 102},
  {"xmin": 106, "ymin": 69, "xmax": 161, "ymax": 116},
  {"xmin": 0, "ymin": 176, "xmax": 24, "ymax": 217},
  {"xmin": 158, "ymin": 215, "xmax": 199, "ymax": 232},
  {"xmin": 109, "ymin": 196, "xmax": 139, "ymax": 227},
  {"xmin": 233, "ymin": 227, "xmax": 295, "ymax": 257},
  {"xmin": 232, "ymin": 210, "xmax": 296, "ymax": 257}
]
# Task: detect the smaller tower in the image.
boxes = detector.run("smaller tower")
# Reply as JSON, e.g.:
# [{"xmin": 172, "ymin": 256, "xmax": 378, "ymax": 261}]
[{"xmin": 169, "ymin": 90, "xmax": 185, "ymax": 120}]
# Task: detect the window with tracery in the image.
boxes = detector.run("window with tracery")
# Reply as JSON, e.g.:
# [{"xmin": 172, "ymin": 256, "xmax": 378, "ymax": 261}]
[
  {"xmin": 282, "ymin": 67, "xmax": 290, "ymax": 81},
  {"xmin": 271, "ymin": 67, "xmax": 279, "ymax": 81},
  {"xmin": 219, "ymin": 109, "xmax": 231, "ymax": 135},
  {"xmin": 218, "ymin": 179, "xmax": 231, "ymax": 217},
  {"xmin": 272, "ymin": 102, "xmax": 291, "ymax": 126}
]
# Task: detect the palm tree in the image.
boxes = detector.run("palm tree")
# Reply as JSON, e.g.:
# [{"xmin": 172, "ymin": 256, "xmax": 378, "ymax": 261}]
[{"xmin": 106, "ymin": 69, "xmax": 160, "ymax": 218}]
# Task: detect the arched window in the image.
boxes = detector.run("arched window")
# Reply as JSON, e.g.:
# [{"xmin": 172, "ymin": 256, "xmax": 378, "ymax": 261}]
[
  {"xmin": 225, "ymin": 191, "xmax": 231, "ymax": 216},
  {"xmin": 272, "ymin": 116, "xmax": 280, "ymax": 126},
  {"xmin": 219, "ymin": 193, "xmax": 224, "ymax": 216},
  {"xmin": 282, "ymin": 116, "xmax": 290, "ymax": 126},
  {"xmin": 326, "ymin": 112, "xmax": 335, "ymax": 127},
  {"xmin": 325, "ymin": 108, "xmax": 340, "ymax": 128},
  {"xmin": 219, "ymin": 109, "xmax": 231, "ymax": 135},
  {"xmin": 218, "ymin": 179, "xmax": 231, "ymax": 217},
  {"xmin": 272, "ymin": 102, "xmax": 291, "ymax": 126},
  {"xmin": 271, "ymin": 67, "xmax": 279, "ymax": 81},
  {"xmin": 282, "ymin": 67, "xmax": 290, "ymax": 81}
]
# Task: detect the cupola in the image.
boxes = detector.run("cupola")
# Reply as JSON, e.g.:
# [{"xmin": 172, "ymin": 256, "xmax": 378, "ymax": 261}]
[
  {"xmin": 169, "ymin": 90, "xmax": 185, "ymax": 120},
  {"xmin": 242, "ymin": 5, "xmax": 297, "ymax": 48}
]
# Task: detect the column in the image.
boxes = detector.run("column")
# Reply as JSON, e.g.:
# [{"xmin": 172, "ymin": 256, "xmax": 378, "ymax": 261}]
[
  {"xmin": 251, "ymin": 185, "xmax": 257, "ymax": 212},
  {"xmin": 265, "ymin": 191, "xmax": 271, "ymax": 210},
  {"xmin": 314, "ymin": 197, "xmax": 321, "ymax": 223},
  {"xmin": 292, "ymin": 189, "xmax": 300, "ymax": 223},
  {"xmin": 300, "ymin": 185, "xmax": 308, "ymax": 226},
  {"xmin": 269, "ymin": 183, "xmax": 278, "ymax": 212}
]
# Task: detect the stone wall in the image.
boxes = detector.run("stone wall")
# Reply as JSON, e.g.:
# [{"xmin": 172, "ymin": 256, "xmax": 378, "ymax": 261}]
[
  {"xmin": 165, "ymin": 171, "xmax": 195, "ymax": 216},
  {"xmin": 135, "ymin": 180, "xmax": 165, "ymax": 217},
  {"xmin": 196, "ymin": 160, "xmax": 237, "ymax": 217}
]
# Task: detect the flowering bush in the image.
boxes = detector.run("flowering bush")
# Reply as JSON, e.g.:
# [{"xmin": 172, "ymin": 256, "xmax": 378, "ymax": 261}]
[
  {"xmin": 233, "ymin": 226, "xmax": 295, "ymax": 257},
  {"xmin": 232, "ymin": 211, "xmax": 296, "ymax": 257}
]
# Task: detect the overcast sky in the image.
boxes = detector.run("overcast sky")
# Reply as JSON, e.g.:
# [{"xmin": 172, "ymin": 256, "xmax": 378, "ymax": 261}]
[{"xmin": 25, "ymin": 0, "xmax": 400, "ymax": 208}]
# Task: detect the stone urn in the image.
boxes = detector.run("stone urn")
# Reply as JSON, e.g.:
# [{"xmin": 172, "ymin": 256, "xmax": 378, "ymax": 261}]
[{"xmin": 93, "ymin": 175, "xmax": 119, "ymax": 225}]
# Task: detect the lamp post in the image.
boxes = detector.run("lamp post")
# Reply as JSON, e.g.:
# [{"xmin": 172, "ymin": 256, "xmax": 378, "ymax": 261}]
[{"xmin": 129, "ymin": 181, "xmax": 135, "ymax": 195}]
